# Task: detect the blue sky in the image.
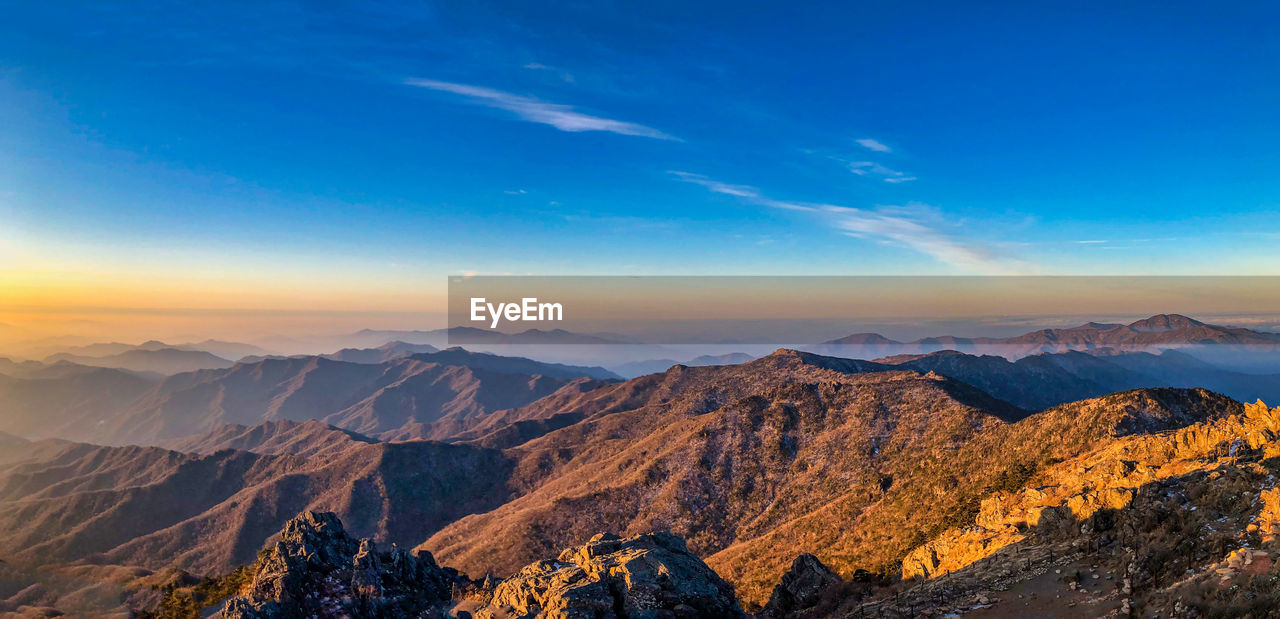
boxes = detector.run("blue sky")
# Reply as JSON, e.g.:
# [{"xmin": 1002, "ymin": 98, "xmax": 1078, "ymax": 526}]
[{"xmin": 2, "ymin": 1, "xmax": 1280, "ymax": 322}]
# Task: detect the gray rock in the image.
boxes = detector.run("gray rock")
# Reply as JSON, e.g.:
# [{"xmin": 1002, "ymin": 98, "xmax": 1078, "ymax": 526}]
[
  {"xmin": 759, "ymin": 554, "xmax": 842, "ymax": 617},
  {"xmin": 478, "ymin": 531, "xmax": 744, "ymax": 618},
  {"xmin": 217, "ymin": 511, "xmax": 458, "ymax": 618}
]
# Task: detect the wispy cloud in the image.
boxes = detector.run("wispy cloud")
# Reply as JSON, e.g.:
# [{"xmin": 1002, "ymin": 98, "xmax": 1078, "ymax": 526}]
[
  {"xmin": 504, "ymin": 189, "xmax": 528, "ymax": 195},
  {"xmin": 856, "ymin": 138, "xmax": 892, "ymax": 153},
  {"xmin": 849, "ymin": 161, "xmax": 915, "ymax": 183},
  {"xmin": 671, "ymin": 172, "xmax": 1023, "ymax": 273},
  {"xmin": 822, "ymin": 203, "xmax": 1017, "ymax": 272},
  {"xmin": 667, "ymin": 171, "xmax": 761, "ymax": 199},
  {"xmin": 404, "ymin": 78, "xmax": 676, "ymax": 140},
  {"xmin": 522, "ymin": 62, "xmax": 576, "ymax": 83}
]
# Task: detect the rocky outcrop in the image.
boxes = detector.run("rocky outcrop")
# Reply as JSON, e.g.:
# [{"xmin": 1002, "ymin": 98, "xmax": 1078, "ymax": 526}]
[
  {"xmin": 213, "ymin": 514, "xmax": 742, "ymax": 618},
  {"xmin": 217, "ymin": 511, "xmax": 460, "ymax": 618},
  {"xmin": 476, "ymin": 532, "xmax": 744, "ymax": 618},
  {"xmin": 902, "ymin": 399, "xmax": 1280, "ymax": 579},
  {"xmin": 758, "ymin": 554, "xmax": 842, "ymax": 617},
  {"xmin": 1254, "ymin": 486, "xmax": 1280, "ymax": 544}
]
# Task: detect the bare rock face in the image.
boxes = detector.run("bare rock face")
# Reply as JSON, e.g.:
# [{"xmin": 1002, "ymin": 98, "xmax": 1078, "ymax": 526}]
[
  {"xmin": 212, "ymin": 513, "xmax": 743, "ymax": 618},
  {"xmin": 902, "ymin": 399, "xmax": 1280, "ymax": 580},
  {"xmin": 478, "ymin": 532, "xmax": 744, "ymax": 618},
  {"xmin": 758, "ymin": 554, "xmax": 842, "ymax": 616},
  {"xmin": 218, "ymin": 511, "xmax": 459, "ymax": 618}
]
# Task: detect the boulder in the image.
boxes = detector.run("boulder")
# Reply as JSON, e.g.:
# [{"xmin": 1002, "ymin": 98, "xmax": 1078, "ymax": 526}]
[
  {"xmin": 478, "ymin": 532, "xmax": 744, "ymax": 618},
  {"xmin": 759, "ymin": 554, "xmax": 842, "ymax": 616}
]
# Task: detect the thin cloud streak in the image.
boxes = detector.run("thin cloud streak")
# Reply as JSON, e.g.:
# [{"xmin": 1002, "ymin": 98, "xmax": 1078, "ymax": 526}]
[
  {"xmin": 856, "ymin": 138, "xmax": 892, "ymax": 152},
  {"xmin": 667, "ymin": 171, "xmax": 761, "ymax": 198},
  {"xmin": 821, "ymin": 204, "xmax": 1013, "ymax": 272},
  {"xmin": 404, "ymin": 78, "xmax": 677, "ymax": 140},
  {"xmin": 850, "ymin": 161, "xmax": 915, "ymax": 182},
  {"xmin": 671, "ymin": 172, "xmax": 1024, "ymax": 273}
]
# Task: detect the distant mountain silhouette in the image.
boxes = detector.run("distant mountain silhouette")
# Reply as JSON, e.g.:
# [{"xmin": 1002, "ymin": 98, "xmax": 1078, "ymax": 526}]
[
  {"xmin": 322, "ymin": 341, "xmax": 440, "ymax": 364},
  {"xmin": 821, "ymin": 332, "xmax": 902, "ymax": 347},
  {"xmin": 176, "ymin": 339, "xmax": 273, "ymax": 360},
  {"xmin": 818, "ymin": 314, "xmax": 1280, "ymax": 358},
  {"xmin": 408, "ymin": 347, "xmax": 619, "ymax": 380},
  {"xmin": 43, "ymin": 347, "xmax": 235, "ymax": 375},
  {"xmin": 241, "ymin": 342, "xmax": 622, "ymax": 378},
  {"xmin": 340, "ymin": 327, "xmax": 625, "ymax": 350},
  {"xmin": 56, "ymin": 340, "xmax": 169, "ymax": 357},
  {"xmin": 53, "ymin": 339, "xmax": 271, "ymax": 362},
  {"xmin": 444, "ymin": 327, "xmax": 624, "ymax": 345},
  {"xmin": 0, "ymin": 357, "xmax": 56, "ymax": 378},
  {"xmin": 879, "ymin": 348, "xmax": 1280, "ymax": 409},
  {"xmin": 610, "ymin": 352, "xmax": 758, "ymax": 378},
  {"xmin": 23, "ymin": 359, "xmax": 164, "ymax": 381},
  {"xmin": 0, "ymin": 349, "xmax": 615, "ymax": 445},
  {"xmin": 236, "ymin": 341, "xmax": 440, "ymax": 364}
]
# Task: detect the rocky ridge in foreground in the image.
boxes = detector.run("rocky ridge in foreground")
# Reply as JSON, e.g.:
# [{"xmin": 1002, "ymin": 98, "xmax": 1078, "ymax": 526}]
[
  {"xmin": 217, "ymin": 511, "xmax": 460, "ymax": 618},
  {"xmin": 478, "ymin": 531, "xmax": 743, "ymax": 618},
  {"xmin": 207, "ymin": 511, "xmax": 743, "ymax": 618}
]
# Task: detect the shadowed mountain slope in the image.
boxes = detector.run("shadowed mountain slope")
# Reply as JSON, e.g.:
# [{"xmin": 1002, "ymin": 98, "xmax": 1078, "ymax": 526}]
[
  {"xmin": 322, "ymin": 341, "xmax": 440, "ymax": 364},
  {"xmin": 164, "ymin": 419, "xmax": 378, "ymax": 461},
  {"xmin": 0, "ymin": 437, "xmax": 515, "ymax": 577},
  {"xmin": 0, "ymin": 350, "xmax": 612, "ymax": 446},
  {"xmin": 0, "ymin": 368, "xmax": 156, "ymax": 440},
  {"xmin": 881, "ymin": 349, "xmax": 1280, "ymax": 409}
]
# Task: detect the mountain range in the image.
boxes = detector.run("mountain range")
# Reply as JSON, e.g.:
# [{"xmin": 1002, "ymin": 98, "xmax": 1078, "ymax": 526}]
[
  {"xmin": 6, "ymin": 315, "xmax": 1280, "ymax": 616},
  {"xmin": 610, "ymin": 352, "xmax": 758, "ymax": 378},
  {"xmin": 44, "ymin": 347, "xmax": 237, "ymax": 375},
  {"xmin": 0, "ymin": 348, "xmax": 615, "ymax": 444},
  {"xmin": 52, "ymin": 339, "xmax": 272, "ymax": 361},
  {"xmin": 876, "ymin": 348, "xmax": 1280, "ymax": 409},
  {"xmin": 818, "ymin": 313, "xmax": 1280, "ymax": 359},
  {"xmin": 1, "ymin": 346, "xmax": 1267, "ymax": 617}
]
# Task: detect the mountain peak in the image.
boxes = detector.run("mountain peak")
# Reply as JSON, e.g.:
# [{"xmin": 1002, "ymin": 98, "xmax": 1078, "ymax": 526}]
[
  {"xmin": 1128, "ymin": 313, "xmax": 1205, "ymax": 332},
  {"xmin": 1068, "ymin": 321, "xmax": 1123, "ymax": 330},
  {"xmin": 821, "ymin": 332, "xmax": 902, "ymax": 346},
  {"xmin": 766, "ymin": 347, "xmax": 806, "ymax": 358}
]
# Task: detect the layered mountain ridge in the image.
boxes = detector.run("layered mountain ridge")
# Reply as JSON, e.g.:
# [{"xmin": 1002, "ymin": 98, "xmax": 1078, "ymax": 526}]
[
  {"xmin": 7, "ymin": 317, "xmax": 1280, "ymax": 616},
  {"xmin": 818, "ymin": 313, "xmax": 1280, "ymax": 359},
  {"xmin": 0, "ymin": 348, "xmax": 615, "ymax": 445}
]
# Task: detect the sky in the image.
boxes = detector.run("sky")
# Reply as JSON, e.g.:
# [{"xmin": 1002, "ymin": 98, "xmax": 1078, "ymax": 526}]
[{"xmin": 1, "ymin": 1, "xmax": 1279, "ymax": 343}]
